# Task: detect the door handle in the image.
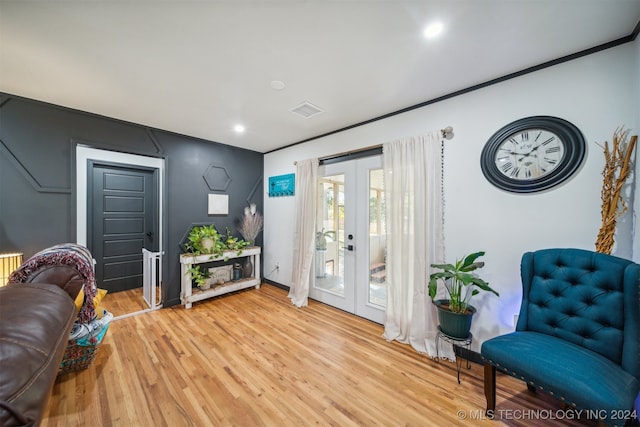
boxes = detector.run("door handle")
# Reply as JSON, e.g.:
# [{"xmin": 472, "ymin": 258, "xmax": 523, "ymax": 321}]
[
  {"xmin": 344, "ymin": 234, "xmax": 354, "ymax": 251},
  {"xmin": 146, "ymin": 232, "xmax": 153, "ymax": 238}
]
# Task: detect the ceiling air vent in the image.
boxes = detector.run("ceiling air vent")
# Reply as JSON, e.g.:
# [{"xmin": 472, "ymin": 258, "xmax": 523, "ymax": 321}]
[{"xmin": 290, "ymin": 101, "xmax": 324, "ymax": 118}]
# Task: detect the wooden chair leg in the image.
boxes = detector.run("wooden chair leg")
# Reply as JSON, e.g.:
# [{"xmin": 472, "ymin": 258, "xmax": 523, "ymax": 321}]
[{"xmin": 484, "ymin": 363, "xmax": 496, "ymax": 413}]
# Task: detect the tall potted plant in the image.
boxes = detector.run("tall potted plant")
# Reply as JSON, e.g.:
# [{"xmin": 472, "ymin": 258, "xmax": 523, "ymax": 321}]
[
  {"xmin": 315, "ymin": 228, "xmax": 336, "ymax": 278},
  {"xmin": 428, "ymin": 251, "xmax": 499, "ymax": 338}
]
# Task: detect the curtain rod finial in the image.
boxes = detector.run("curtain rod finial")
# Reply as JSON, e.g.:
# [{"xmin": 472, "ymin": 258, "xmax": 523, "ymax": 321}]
[{"xmin": 441, "ymin": 126, "xmax": 454, "ymax": 140}]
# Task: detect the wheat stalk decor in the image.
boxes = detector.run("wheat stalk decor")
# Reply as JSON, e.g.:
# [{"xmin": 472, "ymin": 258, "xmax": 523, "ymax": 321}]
[
  {"xmin": 236, "ymin": 203, "xmax": 263, "ymax": 245},
  {"xmin": 595, "ymin": 127, "xmax": 637, "ymax": 254}
]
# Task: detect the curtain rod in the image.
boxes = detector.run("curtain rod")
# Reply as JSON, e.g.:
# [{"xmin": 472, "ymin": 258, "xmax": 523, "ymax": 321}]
[
  {"xmin": 293, "ymin": 144, "xmax": 380, "ymax": 166},
  {"xmin": 293, "ymin": 127, "xmax": 454, "ymax": 165}
]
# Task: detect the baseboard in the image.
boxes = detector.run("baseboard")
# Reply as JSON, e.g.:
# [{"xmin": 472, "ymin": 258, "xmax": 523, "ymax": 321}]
[
  {"xmin": 164, "ymin": 297, "xmax": 181, "ymax": 307},
  {"xmin": 263, "ymin": 279, "xmax": 288, "ymax": 290}
]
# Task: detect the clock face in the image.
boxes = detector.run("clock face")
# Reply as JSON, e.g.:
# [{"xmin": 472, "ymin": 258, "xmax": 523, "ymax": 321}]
[
  {"xmin": 481, "ymin": 116, "xmax": 585, "ymax": 193},
  {"xmin": 494, "ymin": 128, "xmax": 565, "ymax": 181}
]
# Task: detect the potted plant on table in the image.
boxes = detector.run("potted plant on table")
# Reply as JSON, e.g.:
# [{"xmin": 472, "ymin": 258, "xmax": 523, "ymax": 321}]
[
  {"xmin": 185, "ymin": 224, "xmax": 224, "ymax": 256},
  {"xmin": 187, "ymin": 265, "xmax": 212, "ymax": 289},
  {"xmin": 185, "ymin": 225, "xmax": 250, "ymax": 257},
  {"xmin": 183, "ymin": 224, "xmax": 252, "ymax": 287},
  {"xmin": 428, "ymin": 251, "xmax": 499, "ymax": 338}
]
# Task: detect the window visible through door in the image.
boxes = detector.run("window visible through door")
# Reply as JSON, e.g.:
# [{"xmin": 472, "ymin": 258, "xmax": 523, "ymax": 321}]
[{"xmin": 310, "ymin": 155, "xmax": 386, "ymax": 323}]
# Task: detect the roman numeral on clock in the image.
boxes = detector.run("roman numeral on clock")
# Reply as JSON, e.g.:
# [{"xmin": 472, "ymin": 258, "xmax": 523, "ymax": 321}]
[{"xmin": 500, "ymin": 162, "xmax": 513, "ymax": 173}]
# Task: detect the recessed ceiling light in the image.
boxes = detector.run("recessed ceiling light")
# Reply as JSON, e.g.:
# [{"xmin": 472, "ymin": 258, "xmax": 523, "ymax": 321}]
[
  {"xmin": 234, "ymin": 124, "xmax": 245, "ymax": 133},
  {"xmin": 270, "ymin": 80, "xmax": 286, "ymax": 90},
  {"xmin": 424, "ymin": 21, "xmax": 444, "ymax": 39}
]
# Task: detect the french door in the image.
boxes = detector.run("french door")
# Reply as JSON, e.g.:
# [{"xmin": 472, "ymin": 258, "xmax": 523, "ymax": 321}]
[{"xmin": 309, "ymin": 155, "xmax": 386, "ymax": 324}]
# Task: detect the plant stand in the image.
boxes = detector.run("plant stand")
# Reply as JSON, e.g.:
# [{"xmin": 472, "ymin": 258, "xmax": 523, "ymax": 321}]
[
  {"xmin": 180, "ymin": 246, "xmax": 261, "ymax": 309},
  {"xmin": 435, "ymin": 326, "xmax": 472, "ymax": 384},
  {"xmin": 315, "ymin": 249, "xmax": 326, "ymax": 277}
]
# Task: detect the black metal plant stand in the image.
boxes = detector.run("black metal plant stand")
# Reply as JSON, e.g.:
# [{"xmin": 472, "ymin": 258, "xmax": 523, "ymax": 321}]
[{"xmin": 435, "ymin": 326, "xmax": 472, "ymax": 384}]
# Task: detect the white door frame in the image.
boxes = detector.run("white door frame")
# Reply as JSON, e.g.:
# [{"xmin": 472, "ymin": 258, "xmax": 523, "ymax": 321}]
[
  {"xmin": 75, "ymin": 146, "xmax": 165, "ymax": 292},
  {"xmin": 311, "ymin": 155, "xmax": 385, "ymax": 324}
]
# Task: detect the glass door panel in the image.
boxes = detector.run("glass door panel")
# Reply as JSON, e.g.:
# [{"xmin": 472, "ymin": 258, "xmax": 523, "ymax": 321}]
[
  {"xmin": 354, "ymin": 156, "xmax": 385, "ymax": 324},
  {"xmin": 310, "ymin": 163, "xmax": 354, "ymax": 313},
  {"xmin": 310, "ymin": 155, "xmax": 386, "ymax": 323},
  {"xmin": 315, "ymin": 173, "xmax": 345, "ymax": 297},
  {"xmin": 368, "ymin": 168, "xmax": 386, "ymax": 308}
]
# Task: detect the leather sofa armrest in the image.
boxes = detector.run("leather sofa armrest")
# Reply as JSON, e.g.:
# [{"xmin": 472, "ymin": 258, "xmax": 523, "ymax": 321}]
[{"xmin": 14, "ymin": 265, "xmax": 83, "ymax": 301}]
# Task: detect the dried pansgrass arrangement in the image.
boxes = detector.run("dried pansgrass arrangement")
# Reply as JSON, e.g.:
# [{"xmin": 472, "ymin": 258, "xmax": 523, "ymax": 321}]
[
  {"xmin": 595, "ymin": 127, "xmax": 637, "ymax": 254},
  {"xmin": 237, "ymin": 203, "xmax": 263, "ymax": 245}
]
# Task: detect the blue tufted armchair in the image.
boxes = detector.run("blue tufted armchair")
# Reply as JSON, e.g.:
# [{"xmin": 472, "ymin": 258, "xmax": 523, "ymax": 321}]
[{"xmin": 481, "ymin": 248, "xmax": 640, "ymax": 427}]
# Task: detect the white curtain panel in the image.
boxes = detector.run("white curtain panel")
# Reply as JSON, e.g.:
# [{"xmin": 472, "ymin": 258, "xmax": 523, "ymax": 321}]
[
  {"xmin": 288, "ymin": 158, "xmax": 319, "ymax": 307},
  {"xmin": 382, "ymin": 132, "xmax": 452, "ymax": 359}
]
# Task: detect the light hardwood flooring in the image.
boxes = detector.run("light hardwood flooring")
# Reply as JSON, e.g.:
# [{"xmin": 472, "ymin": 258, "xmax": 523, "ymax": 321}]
[
  {"xmin": 43, "ymin": 284, "xmax": 598, "ymax": 426},
  {"xmin": 99, "ymin": 287, "xmax": 155, "ymax": 318}
]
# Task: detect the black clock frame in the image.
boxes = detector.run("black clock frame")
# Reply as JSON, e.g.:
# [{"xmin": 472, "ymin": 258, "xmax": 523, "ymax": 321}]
[{"xmin": 480, "ymin": 116, "xmax": 586, "ymax": 193}]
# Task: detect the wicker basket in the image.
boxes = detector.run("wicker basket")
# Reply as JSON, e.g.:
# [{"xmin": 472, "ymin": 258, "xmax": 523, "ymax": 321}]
[{"xmin": 58, "ymin": 322, "xmax": 109, "ymax": 375}]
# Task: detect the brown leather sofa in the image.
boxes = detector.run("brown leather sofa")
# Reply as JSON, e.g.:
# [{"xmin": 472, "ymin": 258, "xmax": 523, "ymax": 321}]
[{"xmin": 0, "ymin": 265, "xmax": 83, "ymax": 426}]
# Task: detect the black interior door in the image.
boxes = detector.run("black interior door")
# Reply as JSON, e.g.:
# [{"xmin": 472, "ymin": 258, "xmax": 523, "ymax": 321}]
[{"xmin": 89, "ymin": 162, "xmax": 158, "ymax": 293}]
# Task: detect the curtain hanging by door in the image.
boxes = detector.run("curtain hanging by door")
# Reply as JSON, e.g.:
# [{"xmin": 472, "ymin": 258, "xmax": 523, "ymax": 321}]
[
  {"xmin": 288, "ymin": 158, "xmax": 319, "ymax": 307},
  {"xmin": 382, "ymin": 132, "xmax": 452, "ymax": 359}
]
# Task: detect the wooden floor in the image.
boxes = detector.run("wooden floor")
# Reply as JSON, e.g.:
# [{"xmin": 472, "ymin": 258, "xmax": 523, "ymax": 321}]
[
  {"xmin": 100, "ymin": 287, "xmax": 154, "ymax": 318},
  {"xmin": 42, "ymin": 284, "xmax": 598, "ymax": 426}
]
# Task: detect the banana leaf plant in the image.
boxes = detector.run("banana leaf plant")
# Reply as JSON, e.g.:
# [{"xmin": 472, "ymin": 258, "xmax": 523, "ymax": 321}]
[{"xmin": 428, "ymin": 251, "xmax": 499, "ymax": 313}]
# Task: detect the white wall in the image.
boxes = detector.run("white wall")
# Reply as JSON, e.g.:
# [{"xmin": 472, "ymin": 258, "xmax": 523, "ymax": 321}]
[{"xmin": 263, "ymin": 42, "xmax": 639, "ymax": 349}]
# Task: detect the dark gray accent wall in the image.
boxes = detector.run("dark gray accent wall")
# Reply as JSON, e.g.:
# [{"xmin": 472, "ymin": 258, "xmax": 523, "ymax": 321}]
[{"xmin": 0, "ymin": 93, "xmax": 263, "ymax": 306}]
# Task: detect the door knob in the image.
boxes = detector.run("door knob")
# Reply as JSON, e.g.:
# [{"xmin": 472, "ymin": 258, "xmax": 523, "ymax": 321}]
[{"xmin": 343, "ymin": 244, "xmax": 354, "ymax": 251}]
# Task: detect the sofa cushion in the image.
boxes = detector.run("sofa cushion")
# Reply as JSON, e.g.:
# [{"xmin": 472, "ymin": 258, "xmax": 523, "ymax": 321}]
[
  {"xmin": 482, "ymin": 331, "xmax": 640, "ymax": 416},
  {"xmin": 0, "ymin": 283, "xmax": 76, "ymax": 426}
]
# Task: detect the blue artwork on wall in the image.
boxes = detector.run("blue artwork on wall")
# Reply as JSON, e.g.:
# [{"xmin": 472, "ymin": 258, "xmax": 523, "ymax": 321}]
[{"xmin": 268, "ymin": 173, "xmax": 295, "ymax": 197}]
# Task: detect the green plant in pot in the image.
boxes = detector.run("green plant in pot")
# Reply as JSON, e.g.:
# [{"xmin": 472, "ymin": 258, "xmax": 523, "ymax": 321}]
[
  {"xmin": 187, "ymin": 265, "xmax": 211, "ymax": 289},
  {"xmin": 315, "ymin": 228, "xmax": 336, "ymax": 250},
  {"xmin": 185, "ymin": 224, "xmax": 224, "ymax": 256},
  {"xmin": 428, "ymin": 251, "xmax": 499, "ymax": 338},
  {"xmin": 223, "ymin": 227, "xmax": 251, "ymax": 253}
]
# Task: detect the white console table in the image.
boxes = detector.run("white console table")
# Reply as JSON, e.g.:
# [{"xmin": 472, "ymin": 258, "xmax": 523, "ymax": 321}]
[{"xmin": 180, "ymin": 246, "xmax": 261, "ymax": 309}]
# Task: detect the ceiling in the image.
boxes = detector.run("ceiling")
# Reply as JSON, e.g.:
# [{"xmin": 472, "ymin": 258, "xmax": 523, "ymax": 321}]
[{"xmin": 1, "ymin": 1, "xmax": 639, "ymax": 153}]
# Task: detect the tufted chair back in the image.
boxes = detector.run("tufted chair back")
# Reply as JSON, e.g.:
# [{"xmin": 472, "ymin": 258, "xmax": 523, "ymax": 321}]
[{"xmin": 516, "ymin": 248, "xmax": 639, "ymax": 379}]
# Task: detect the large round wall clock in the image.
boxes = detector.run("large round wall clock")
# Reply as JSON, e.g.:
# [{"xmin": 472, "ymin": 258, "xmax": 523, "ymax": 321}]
[{"xmin": 480, "ymin": 116, "xmax": 586, "ymax": 193}]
